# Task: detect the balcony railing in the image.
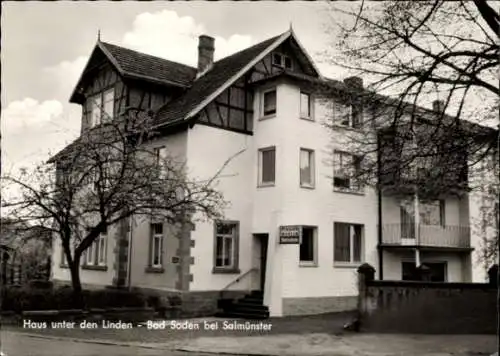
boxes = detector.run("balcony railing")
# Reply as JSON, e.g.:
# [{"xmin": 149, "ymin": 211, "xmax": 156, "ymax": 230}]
[{"xmin": 381, "ymin": 224, "xmax": 471, "ymax": 249}]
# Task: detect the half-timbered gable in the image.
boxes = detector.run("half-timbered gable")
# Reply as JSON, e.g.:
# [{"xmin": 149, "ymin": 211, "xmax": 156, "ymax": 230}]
[
  {"xmin": 69, "ymin": 40, "xmax": 197, "ymax": 134},
  {"xmin": 251, "ymin": 37, "xmax": 318, "ymax": 82},
  {"xmin": 198, "ymin": 76, "xmax": 254, "ymax": 133}
]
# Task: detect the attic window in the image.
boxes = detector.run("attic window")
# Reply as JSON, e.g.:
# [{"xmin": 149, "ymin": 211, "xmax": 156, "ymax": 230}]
[{"xmin": 272, "ymin": 53, "xmax": 292, "ymax": 70}]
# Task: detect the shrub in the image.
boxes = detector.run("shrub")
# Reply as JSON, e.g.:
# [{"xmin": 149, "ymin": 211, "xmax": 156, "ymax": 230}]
[{"xmin": 1, "ymin": 286, "xmax": 147, "ymax": 312}]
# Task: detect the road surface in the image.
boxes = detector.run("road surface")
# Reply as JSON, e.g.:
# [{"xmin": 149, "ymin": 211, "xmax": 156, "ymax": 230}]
[{"xmin": 0, "ymin": 331, "xmax": 232, "ymax": 356}]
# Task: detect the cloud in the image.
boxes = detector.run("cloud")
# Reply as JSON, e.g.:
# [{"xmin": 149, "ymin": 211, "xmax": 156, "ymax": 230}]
[
  {"xmin": 2, "ymin": 98, "xmax": 64, "ymax": 132},
  {"xmin": 1, "ymin": 98, "xmax": 79, "ymax": 172},
  {"xmin": 43, "ymin": 56, "xmax": 88, "ymax": 102},
  {"xmin": 122, "ymin": 10, "xmax": 253, "ymax": 66}
]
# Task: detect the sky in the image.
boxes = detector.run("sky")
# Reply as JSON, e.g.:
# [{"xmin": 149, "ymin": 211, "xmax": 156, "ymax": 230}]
[{"xmin": 1, "ymin": 1, "xmax": 347, "ymax": 176}]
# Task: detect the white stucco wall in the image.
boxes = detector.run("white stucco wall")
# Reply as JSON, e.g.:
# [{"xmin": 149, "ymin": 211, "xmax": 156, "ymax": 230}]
[{"xmin": 186, "ymin": 124, "xmax": 255, "ymax": 292}]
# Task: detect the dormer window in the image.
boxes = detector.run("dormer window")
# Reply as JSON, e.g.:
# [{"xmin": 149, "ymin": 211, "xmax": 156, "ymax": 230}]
[
  {"xmin": 272, "ymin": 52, "xmax": 292, "ymax": 70},
  {"xmin": 340, "ymin": 104, "xmax": 362, "ymax": 128},
  {"xmin": 88, "ymin": 88, "xmax": 114, "ymax": 128}
]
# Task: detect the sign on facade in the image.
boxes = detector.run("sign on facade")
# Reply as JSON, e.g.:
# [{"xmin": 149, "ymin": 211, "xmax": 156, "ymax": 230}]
[{"xmin": 279, "ymin": 225, "xmax": 302, "ymax": 244}]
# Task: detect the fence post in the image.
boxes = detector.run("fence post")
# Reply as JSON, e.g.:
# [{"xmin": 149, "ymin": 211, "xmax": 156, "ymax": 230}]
[
  {"xmin": 487, "ymin": 264, "xmax": 498, "ymax": 287},
  {"xmin": 357, "ymin": 263, "xmax": 375, "ymax": 327}
]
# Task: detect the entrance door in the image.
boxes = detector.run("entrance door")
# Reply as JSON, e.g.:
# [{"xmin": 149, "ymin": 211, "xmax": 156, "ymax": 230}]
[{"xmin": 256, "ymin": 234, "xmax": 268, "ymax": 292}]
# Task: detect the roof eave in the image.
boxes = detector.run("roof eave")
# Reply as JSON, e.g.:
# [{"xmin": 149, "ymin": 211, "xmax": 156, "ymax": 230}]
[{"xmin": 184, "ymin": 30, "xmax": 293, "ymax": 121}]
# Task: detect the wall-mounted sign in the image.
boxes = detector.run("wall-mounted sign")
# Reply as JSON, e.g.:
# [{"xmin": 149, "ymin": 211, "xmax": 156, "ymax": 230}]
[{"xmin": 279, "ymin": 225, "xmax": 302, "ymax": 244}]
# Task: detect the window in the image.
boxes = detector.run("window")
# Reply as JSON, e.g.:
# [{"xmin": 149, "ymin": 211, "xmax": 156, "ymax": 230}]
[
  {"xmin": 262, "ymin": 89, "xmax": 277, "ymax": 117},
  {"xmin": 420, "ymin": 200, "xmax": 445, "ymax": 226},
  {"xmin": 402, "ymin": 262, "xmax": 447, "ymax": 282},
  {"xmin": 154, "ymin": 147, "xmax": 168, "ymax": 178},
  {"xmin": 334, "ymin": 223, "xmax": 363, "ymax": 264},
  {"xmin": 214, "ymin": 221, "xmax": 239, "ymax": 272},
  {"xmin": 272, "ymin": 53, "xmax": 283, "ymax": 66},
  {"xmin": 258, "ymin": 147, "xmax": 276, "ymax": 186},
  {"xmin": 401, "ymin": 199, "xmax": 445, "ymax": 229},
  {"xmin": 272, "ymin": 52, "xmax": 292, "ymax": 70},
  {"xmin": 340, "ymin": 104, "xmax": 362, "ymax": 128},
  {"xmin": 300, "ymin": 149, "xmax": 315, "ymax": 187},
  {"xmin": 86, "ymin": 242, "xmax": 94, "ymax": 265},
  {"xmin": 333, "ymin": 151, "xmax": 362, "ymax": 191},
  {"xmin": 97, "ymin": 227, "xmax": 107, "ymax": 266},
  {"xmin": 150, "ymin": 223, "xmax": 163, "ymax": 268},
  {"xmin": 300, "ymin": 226, "xmax": 317, "ymax": 265},
  {"xmin": 103, "ymin": 89, "xmax": 114, "ymax": 122},
  {"xmin": 85, "ymin": 227, "xmax": 107, "ymax": 266},
  {"xmin": 90, "ymin": 94, "xmax": 102, "ymax": 127},
  {"xmin": 88, "ymin": 88, "xmax": 115, "ymax": 128},
  {"xmin": 300, "ymin": 92, "xmax": 312, "ymax": 119}
]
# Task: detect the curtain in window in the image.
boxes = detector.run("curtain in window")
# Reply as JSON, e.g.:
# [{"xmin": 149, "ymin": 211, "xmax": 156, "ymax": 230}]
[
  {"xmin": 263, "ymin": 91, "xmax": 276, "ymax": 115},
  {"xmin": 261, "ymin": 149, "xmax": 276, "ymax": 183},
  {"xmin": 300, "ymin": 150, "xmax": 312, "ymax": 185},
  {"xmin": 300, "ymin": 93, "xmax": 310, "ymax": 118},
  {"xmin": 334, "ymin": 223, "xmax": 350, "ymax": 262},
  {"xmin": 103, "ymin": 89, "xmax": 114, "ymax": 122}
]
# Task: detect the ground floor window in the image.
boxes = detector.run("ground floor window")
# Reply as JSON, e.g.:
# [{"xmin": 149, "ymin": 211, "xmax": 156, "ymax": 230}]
[
  {"xmin": 150, "ymin": 223, "xmax": 164, "ymax": 268},
  {"xmin": 85, "ymin": 227, "xmax": 107, "ymax": 266},
  {"xmin": 213, "ymin": 220, "xmax": 240, "ymax": 273},
  {"xmin": 334, "ymin": 223, "xmax": 363, "ymax": 264},
  {"xmin": 299, "ymin": 226, "xmax": 317, "ymax": 265},
  {"xmin": 402, "ymin": 261, "xmax": 447, "ymax": 282}
]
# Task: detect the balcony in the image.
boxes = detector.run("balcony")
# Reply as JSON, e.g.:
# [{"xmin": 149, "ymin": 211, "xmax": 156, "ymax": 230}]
[{"xmin": 380, "ymin": 224, "xmax": 471, "ymax": 250}]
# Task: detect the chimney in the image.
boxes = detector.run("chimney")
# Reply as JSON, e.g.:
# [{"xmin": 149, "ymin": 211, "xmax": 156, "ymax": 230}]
[
  {"xmin": 197, "ymin": 35, "xmax": 215, "ymax": 75},
  {"xmin": 343, "ymin": 76, "xmax": 364, "ymax": 91},
  {"xmin": 433, "ymin": 100, "xmax": 444, "ymax": 113}
]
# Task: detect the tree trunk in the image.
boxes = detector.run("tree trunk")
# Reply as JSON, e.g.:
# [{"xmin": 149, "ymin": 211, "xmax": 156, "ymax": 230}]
[{"xmin": 68, "ymin": 256, "xmax": 84, "ymax": 308}]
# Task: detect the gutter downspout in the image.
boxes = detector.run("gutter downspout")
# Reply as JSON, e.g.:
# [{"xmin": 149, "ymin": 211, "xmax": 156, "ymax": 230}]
[
  {"xmin": 127, "ymin": 215, "xmax": 133, "ymax": 291},
  {"xmin": 377, "ymin": 132, "xmax": 384, "ymax": 280}
]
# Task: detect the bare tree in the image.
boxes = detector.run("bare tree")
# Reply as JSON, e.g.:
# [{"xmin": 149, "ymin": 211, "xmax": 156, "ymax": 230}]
[
  {"xmin": 318, "ymin": 0, "xmax": 498, "ymax": 261},
  {"xmin": 2, "ymin": 108, "xmax": 233, "ymax": 303}
]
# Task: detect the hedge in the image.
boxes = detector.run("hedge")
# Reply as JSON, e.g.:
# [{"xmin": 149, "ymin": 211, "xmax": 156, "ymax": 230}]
[{"xmin": 1, "ymin": 286, "xmax": 148, "ymax": 312}]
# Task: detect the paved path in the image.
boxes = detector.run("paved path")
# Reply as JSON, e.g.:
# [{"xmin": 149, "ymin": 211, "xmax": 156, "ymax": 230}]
[
  {"xmin": 0, "ymin": 331, "xmax": 237, "ymax": 356},
  {"xmin": 177, "ymin": 333, "xmax": 497, "ymax": 356}
]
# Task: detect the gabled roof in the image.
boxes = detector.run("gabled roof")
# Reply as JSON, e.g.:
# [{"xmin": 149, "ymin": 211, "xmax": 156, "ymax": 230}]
[
  {"xmin": 99, "ymin": 42, "xmax": 197, "ymax": 87},
  {"xmin": 69, "ymin": 41, "xmax": 197, "ymax": 103},
  {"xmin": 154, "ymin": 29, "xmax": 322, "ymax": 127}
]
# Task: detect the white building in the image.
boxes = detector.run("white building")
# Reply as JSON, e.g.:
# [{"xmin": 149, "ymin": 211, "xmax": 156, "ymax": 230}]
[{"xmin": 51, "ymin": 29, "xmax": 498, "ymax": 317}]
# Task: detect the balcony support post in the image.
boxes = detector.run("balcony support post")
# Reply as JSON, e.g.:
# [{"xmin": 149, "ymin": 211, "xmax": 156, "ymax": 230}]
[{"xmin": 414, "ymin": 191, "xmax": 420, "ymax": 267}]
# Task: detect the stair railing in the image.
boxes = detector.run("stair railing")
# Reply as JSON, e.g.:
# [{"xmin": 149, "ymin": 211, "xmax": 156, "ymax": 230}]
[{"xmin": 219, "ymin": 268, "xmax": 258, "ymax": 300}]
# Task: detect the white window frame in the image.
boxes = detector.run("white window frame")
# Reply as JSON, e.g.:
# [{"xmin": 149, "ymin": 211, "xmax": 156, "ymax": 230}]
[
  {"xmin": 300, "ymin": 148, "xmax": 315, "ymax": 188},
  {"xmin": 333, "ymin": 151, "xmax": 362, "ymax": 192},
  {"xmin": 300, "ymin": 91, "xmax": 313, "ymax": 120},
  {"xmin": 86, "ymin": 241, "xmax": 95, "ymax": 265},
  {"xmin": 214, "ymin": 221, "xmax": 239, "ymax": 270},
  {"xmin": 88, "ymin": 88, "xmax": 115, "ymax": 128},
  {"xmin": 154, "ymin": 146, "xmax": 168, "ymax": 179},
  {"xmin": 334, "ymin": 223, "xmax": 364, "ymax": 265},
  {"xmin": 97, "ymin": 228, "xmax": 107, "ymax": 266},
  {"xmin": 258, "ymin": 146, "xmax": 276, "ymax": 187},
  {"xmin": 272, "ymin": 52, "xmax": 293, "ymax": 70},
  {"xmin": 340, "ymin": 104, "xmax": 361, "ymax": 128},
  {"xmin": 150, "ymin": 223, "xmax": 163, "ymax": 268},
  {"xmin": 261, "ymin": 88, "xmax": 277, "ymax": 118},
  {"xmin": 90, "ymin": 94, "xmax": 102, "ymax": 128},
  {"xmin": 299, "ymin": 226, "xmax": 318, "ymax": 266},
  {"xmin": 102, "ymin": 88, "xmax": 114, "ymax": 123}
]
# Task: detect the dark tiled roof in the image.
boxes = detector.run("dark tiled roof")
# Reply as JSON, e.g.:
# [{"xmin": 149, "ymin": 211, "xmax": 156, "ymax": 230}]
[
  {"xmin": 154, "ymin": 33, "xmax": 285, "ymax": 126},
  {"xmin": 100, "ymin": 42, "xmax": 197, "ymax": 87}
]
